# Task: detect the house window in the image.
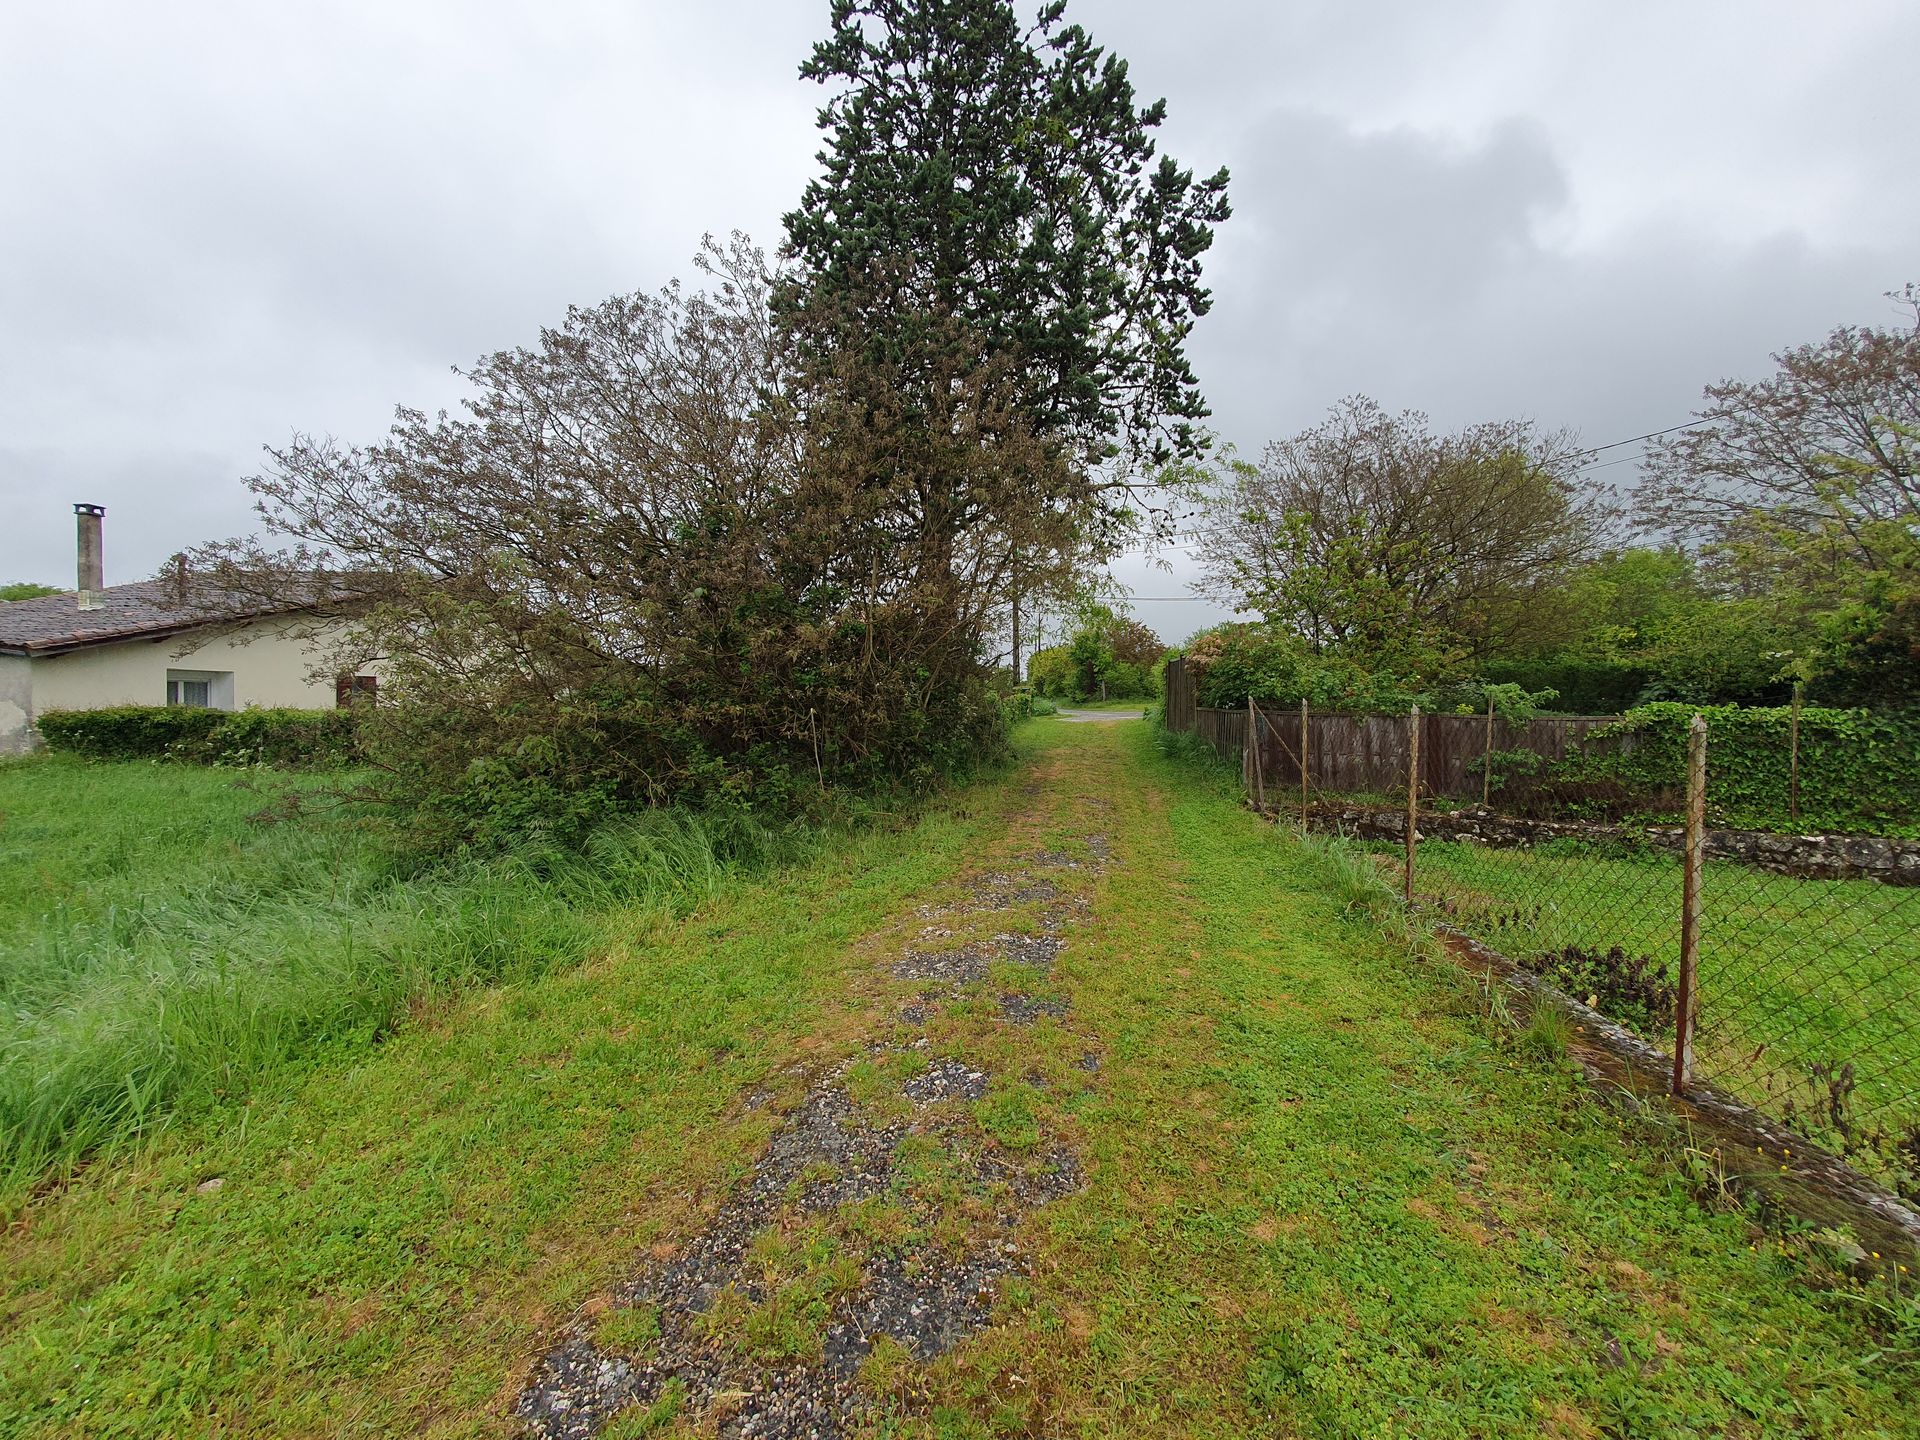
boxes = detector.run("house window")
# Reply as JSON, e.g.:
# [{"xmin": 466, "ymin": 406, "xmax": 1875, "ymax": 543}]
[
  {"xmin": 336, "ymin": 674, "xmax": 378, "ymax": 708},
  {"xmin": 166, "ymin": 670, "xmax": 233, "ymax": 709}
]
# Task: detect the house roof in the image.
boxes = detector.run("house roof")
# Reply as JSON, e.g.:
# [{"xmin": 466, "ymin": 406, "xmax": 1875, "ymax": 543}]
[{"xmin": 0, "ymin": 579, "xmax": 301, "ymax": 658}]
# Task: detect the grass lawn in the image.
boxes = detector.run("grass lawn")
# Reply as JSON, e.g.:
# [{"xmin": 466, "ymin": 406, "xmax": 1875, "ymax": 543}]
[
  {"xmin": 1048, "ymin": 698, "xmax": 1155, "ymax": 713},
  {"xmin": 0, "ymin": 754, "xmax": 803, "ymax": 1198},
  {"xmin": 1412, "ymin": 840, "xmax": 1920, "ymax": 1147},
  {"xmin": 1, "ymin": 724, "xmax": 1914, "ymax": 1436}
]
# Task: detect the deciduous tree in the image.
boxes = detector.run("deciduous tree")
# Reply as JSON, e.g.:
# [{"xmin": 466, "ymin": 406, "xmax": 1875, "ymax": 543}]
[{"xmin": 1194, "ymin": 398, "xmax": 1600, "ymax": 675}]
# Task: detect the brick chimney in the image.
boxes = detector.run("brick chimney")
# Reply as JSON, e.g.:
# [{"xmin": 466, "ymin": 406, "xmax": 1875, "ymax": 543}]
[{"xmin": 75, "ymin": 503, "xmax": 105, "ymax": 609}]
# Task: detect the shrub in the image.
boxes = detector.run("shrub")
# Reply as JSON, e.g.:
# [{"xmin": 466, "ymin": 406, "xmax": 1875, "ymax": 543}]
[
  {"xmin": 1547, "ymin": 701, "xmax": 1920, "ymax": 835},
  {"xmin": 1482, "ymin": 656, "xmax": 1648, "ymax": 714},
  {"xmin": 36, "ymin": 707, "xmax": 359, "ymax": 768}
]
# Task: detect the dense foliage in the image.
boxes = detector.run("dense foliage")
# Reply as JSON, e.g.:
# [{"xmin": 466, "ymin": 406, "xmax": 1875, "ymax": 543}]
[
  {"xmin": 178, "ymin": 4, "xmax": 1225, "ymax": 849},
  {"xmin": 1192, "ymin": 294, "xmax": 1918, "ymax": 717},
  {"xmin": 786, "ymin": 0, "xmax": 1230, "ymax": 471},
  {"xmin": 35, "ymin": 706, "xmax": 359, "ymax": 767},
  {"xmin": 1194, "ymin": 399, "xmax": 1598, "ymax": 672},
  {"xmin": 1545, "ymin": 701, "xmax": 1920, "ymax": 835},
  {"xmin": 1, "ymin": 582, "xmax": 60, "ymax": 601},
  {"xmin": 1026, "ymin": 603, "xmax": 1165, "ymax": 699}
]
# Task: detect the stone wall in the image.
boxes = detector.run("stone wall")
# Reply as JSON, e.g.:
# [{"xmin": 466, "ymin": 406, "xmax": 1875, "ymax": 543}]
[{"xmin": 1303, "ymin": 803, "xmax": 1920, "ymax": 886}]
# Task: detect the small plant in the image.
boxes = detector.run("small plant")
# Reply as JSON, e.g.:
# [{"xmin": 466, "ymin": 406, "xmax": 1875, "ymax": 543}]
[
  {"xmin": 1519, "ymin": 1002, "xmax": 1572, "ymax": 1060},
  {"xmin": 601, "ymin": 1378, "xmax": 685, "ymax": 1437},
  {"xmin": 594, "ymin": 1303, "xmax": 662, "ymax": 1357},
  {"xmin": 702, "ymin": 1220, "xmax": 861, "ymax": 1364},
  {"xmin": 975, "ymin": 1081, "xmax": 1041, "ymax": 1152},
  {"xmin": 1780, "ymin": 1060, "xmax": 1920, "ymax": 1203},
  {"xmin": 1520, "ymin": 944, "xmax": 1676, "ymax": 1034}
]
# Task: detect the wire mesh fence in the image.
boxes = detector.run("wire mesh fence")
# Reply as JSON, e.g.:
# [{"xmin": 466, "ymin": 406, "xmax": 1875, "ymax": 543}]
[
  {"xmin": 1419, "ymin": 836, "xmax": 1920, "ymax": 1198},
  {"xmin": 1165, "ymin": 678, "xmax": 1920, "ymax": 1204}
]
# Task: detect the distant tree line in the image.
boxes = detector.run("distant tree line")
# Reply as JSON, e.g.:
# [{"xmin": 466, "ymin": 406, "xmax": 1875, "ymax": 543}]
[
  {"xmin": 1025, "ymin": 603, "xmax": 1167, "ymax": 701},
  {"xmin": 1187, "ymin": 287, "xmax": 1920, "ymax": 716}
]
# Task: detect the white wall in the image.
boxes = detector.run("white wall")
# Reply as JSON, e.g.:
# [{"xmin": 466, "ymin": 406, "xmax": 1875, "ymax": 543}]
[
  {"xmin": 0, "ymin": 655, "xmax": 31, "ymax": 755},
  {"xmin": 0, "ymin": 615, "xmax": 376, "ymax": 754}
]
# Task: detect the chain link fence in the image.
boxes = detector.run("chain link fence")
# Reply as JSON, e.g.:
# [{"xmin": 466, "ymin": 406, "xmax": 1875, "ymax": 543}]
[{"xmin": 1165, "ymin": 672, "xmax": 1920, "ymax": 1205}]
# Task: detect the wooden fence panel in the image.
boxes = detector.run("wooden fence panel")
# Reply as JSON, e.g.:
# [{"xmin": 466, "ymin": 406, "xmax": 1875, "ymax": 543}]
[
  {"xmin": 1161, "ymin": 659, "xmax": 1625, "ymax": 801},
  {"xmin": 1164, "ymin": 653, "xmax": 1197, "ymax": 732}
]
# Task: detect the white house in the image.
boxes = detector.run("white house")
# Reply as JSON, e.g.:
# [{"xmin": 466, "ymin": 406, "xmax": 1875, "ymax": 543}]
[{"xmin": 0, "ymin": 505, "xmax": 376, "ymax": 755}]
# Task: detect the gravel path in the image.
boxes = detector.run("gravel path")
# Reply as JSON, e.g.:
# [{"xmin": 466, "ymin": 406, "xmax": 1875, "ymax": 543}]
[{"xmin": 513, "ymin": 834, "xmax": 1108, "ymax": 1439}]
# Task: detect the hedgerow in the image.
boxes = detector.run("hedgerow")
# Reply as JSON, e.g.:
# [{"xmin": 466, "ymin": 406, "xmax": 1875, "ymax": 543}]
[
  {"xmin": 1547, "ymin": 701, "xmax": 1920, "ymax": 835},
  {"xmin": 36, "ymin": 707, "xmax": 359, "ymax": 768}
]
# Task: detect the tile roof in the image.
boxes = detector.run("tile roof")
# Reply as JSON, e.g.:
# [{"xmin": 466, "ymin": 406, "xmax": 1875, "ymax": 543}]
[{"xmin": 0, "ymin": 579, "xmax": 298, "ymax": 657}]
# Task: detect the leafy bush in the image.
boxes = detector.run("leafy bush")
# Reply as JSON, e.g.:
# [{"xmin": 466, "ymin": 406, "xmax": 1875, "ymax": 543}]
[
  {"xmin": 1520, "ymin": 944, "xmax": 1676, "ymax": 1035},
  {"xmin": 1182, "ymin": 623, "xmax": 1423, "ymax": 712},
  {"xmin": 1481, "ymin": 656, "xmax": 1649, "ymax": 714},
  {"xmin": 1548, "ymin": 701, "xmax": 1920, "ymax": 835},
  {"xmin": 1026, "ymin": 646, "xmax": 1076, "ymax": 698},
  {"xmin": 36, "ymin": 707, "xmax": 359, "ymax": 768}
]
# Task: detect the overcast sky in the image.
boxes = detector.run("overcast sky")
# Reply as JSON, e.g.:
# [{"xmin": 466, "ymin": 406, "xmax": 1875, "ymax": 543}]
[{"xmin": 3, "ymin": 1, "xmax": 1916, "ymax": 646}]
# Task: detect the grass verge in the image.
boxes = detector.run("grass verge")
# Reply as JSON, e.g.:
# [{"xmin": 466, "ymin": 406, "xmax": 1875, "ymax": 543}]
[
  {"xmin": 0, "ymin": 754, "xmax": 812, "ymax": 1200},
  {"xmin": 885, "ymin": 721, "xmax": 1919, "ymax": 1437},
  {"xmin": 0, "ymin": 745, "xmax": 1029, "ymax": 1435}
]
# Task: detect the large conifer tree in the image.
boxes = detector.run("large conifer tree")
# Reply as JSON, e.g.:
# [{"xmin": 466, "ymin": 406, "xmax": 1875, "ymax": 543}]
[{"xmin": 784, "ymin": 0, "xmax": 1231, "ymax": 468}]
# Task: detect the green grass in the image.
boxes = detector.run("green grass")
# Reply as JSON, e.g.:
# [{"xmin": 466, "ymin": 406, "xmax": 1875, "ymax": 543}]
[
  {"xmin": 915, "ymin": 721, "xmax": 1913, "ymax": 1438},
  {"xmin": 1, "ymin": 726, "xmax": 1914, "ymax": 1437},
  {"xmin": 1045, "ymin": 697, "xmax": 1155, "ymax": 713},
  {"xmin": 0, "ymin": 754, "xmax": 797, "ymax": 1201},
  {"xmin": 0, "ymin": 754, "xmax": 1018, "ymax": 1435},
  {"xmin": 1412, "ymin": 839, "xmax": 1920, "ymax": 1143}
]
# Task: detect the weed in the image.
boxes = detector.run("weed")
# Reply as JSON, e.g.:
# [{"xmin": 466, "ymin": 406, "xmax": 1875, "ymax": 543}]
[
  {"xmin": 595, "ymin": 1303, "xmax": 662, "ymax": 1357},
  {"xmin": 702, "ymin": 1222, "xmax": 864, "ymax": 1365},
  {"xmin": 1520, "ymin": 1002, "xmax": 1572, "ymax": 1061},
  {"xmin": 602, "ymin": 1377, "xmax": 685, "ymax": 1437},
  {"xmin": 974, "ymin": 1081, "xmax": 1041, "ymax": 1152},
  {"xmin": 1523, "ymin": 944, "xmax": 1676, "ymax": 1034}
]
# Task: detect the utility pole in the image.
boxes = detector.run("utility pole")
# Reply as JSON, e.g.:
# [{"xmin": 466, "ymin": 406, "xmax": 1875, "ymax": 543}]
[{"xmin": 1011, "ymin": 576, "xmax": 1021, "ymax": 683}]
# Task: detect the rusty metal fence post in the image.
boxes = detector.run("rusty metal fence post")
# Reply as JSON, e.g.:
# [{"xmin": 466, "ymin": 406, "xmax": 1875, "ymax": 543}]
[
  {"xmin": 1672, "ymin": 713, "xmax": 1708, "ymax": 1094},
  {"xmin": 1481, "ymin": 693, "xmax": 1495, "ymax": 807},
  {"xmin": 1299, "ymin": 698, "xmax": 1310, "ymax": 838},
  {"xmin": 1247, "ymin": 696, "xmax": 1267, "ymax": 812},
  {"xmin": 1404, "ymin": 705, "xmax": 1420, "ymax": 906}
]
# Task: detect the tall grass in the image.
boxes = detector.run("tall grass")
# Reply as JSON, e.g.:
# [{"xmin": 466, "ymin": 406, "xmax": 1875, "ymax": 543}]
[{"xmin": 0, "ymin": 756, "xmax": 796, "ymax": 1201}]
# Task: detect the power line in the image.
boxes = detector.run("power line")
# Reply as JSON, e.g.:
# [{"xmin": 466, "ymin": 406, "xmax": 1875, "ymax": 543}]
[{"xmin": 1584, "ymin": 421, "xmax": 1701, "ymax": 454}]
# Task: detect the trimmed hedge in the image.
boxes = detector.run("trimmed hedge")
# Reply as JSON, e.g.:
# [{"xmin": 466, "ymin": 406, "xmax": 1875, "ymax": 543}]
[
  {"xmin": 36, "ymin": 706, "xmax": 360, "ymax": 768},
  {"xmin": 1548, "ymin": 701, "xmax": 1920, "ymax": 836}
]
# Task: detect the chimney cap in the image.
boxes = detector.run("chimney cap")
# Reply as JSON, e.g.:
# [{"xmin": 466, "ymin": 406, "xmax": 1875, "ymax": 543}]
[{"xmin": 74, "ymin": 502, "xmax": 106, "ymax": 517}]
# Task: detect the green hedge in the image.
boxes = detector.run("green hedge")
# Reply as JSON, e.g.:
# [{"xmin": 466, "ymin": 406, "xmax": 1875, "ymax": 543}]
[
  {"xmin": 36, "ymin": 707, "xmax": 360, "ymax": 768},
  {"xmin": 1481, "ymin": 656, "xmax": 1650, "ymax": 715},
  {"xmin": 1550, "ymin": 701, "xmax": 1920, "ymax": 836}
]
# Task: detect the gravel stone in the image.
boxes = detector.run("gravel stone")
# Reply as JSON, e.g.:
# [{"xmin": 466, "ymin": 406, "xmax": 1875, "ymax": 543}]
[{"xmin": 515, "ymin": 836, "xmax": 1098, "ymax": 1439}]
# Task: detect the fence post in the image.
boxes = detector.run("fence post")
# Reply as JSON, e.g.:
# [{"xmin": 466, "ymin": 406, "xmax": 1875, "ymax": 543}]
[
  {"xmin": 1242, "ymin": 703, "xmax": 1253, "ymax": 798},
  {"xmin": 1481, "ymin": 693, "xmax": 1495, "ymax": 808},
  {"xmin": 1673, "ymin": 713, "xmax": 1708, "ymax": 1095},
  {"xmin": 1404, "ymin": 705, "xmax": 1420, "ymax": 907},
  {"xmin": 1789, "ymin": 680, "xmax": 1802, "ymax": 824},
  {"xmin": 1299, "ymin": 698, "xmax": 1310, "ymax": 839},
  {"xmin": 1247, "ymin": 696, "xmax": 1266, "ymax": 812}
]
